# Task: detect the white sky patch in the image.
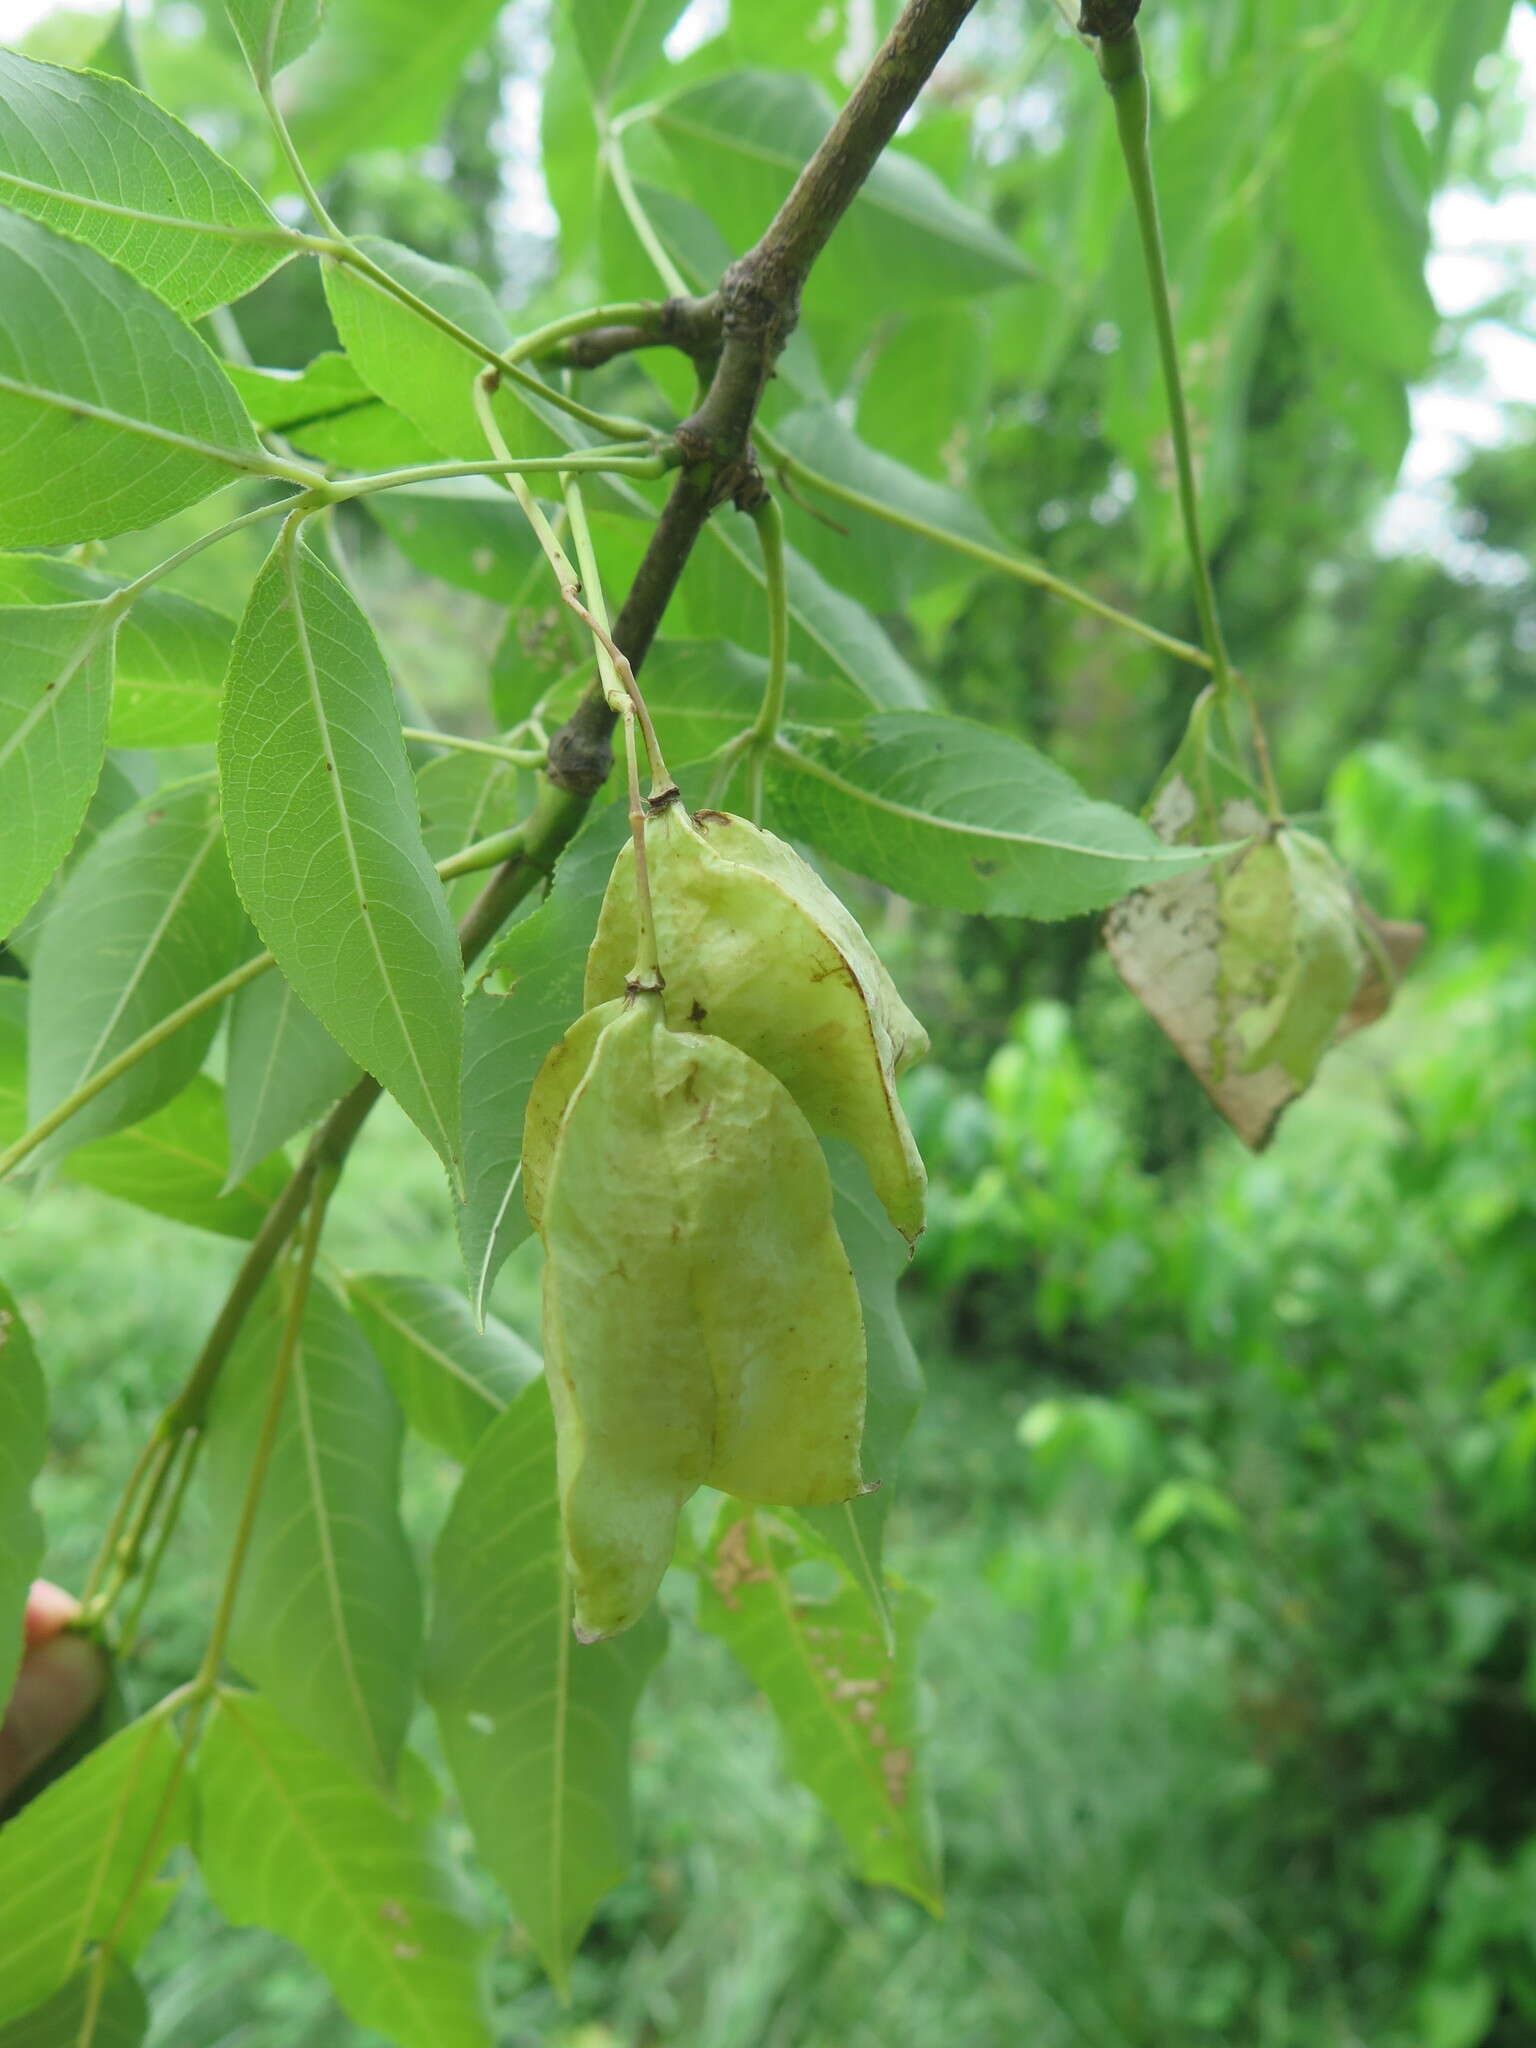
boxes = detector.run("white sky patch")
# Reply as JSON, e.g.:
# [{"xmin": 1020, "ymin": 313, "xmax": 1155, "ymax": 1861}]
[{"xmin": 1376, "ymin": 4, "xmax": 1536, "ymax": 564}]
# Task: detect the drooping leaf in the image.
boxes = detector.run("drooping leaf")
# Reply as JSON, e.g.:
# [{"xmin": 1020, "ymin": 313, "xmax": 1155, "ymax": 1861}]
[
  {"xmin": 323, "ymin": 236, "xmax": 563, "ymax": 461},
  {"xmin": 768, "ymin": 712, "xmax": 1211, "ymax": 919},
  {"xmin": 0, "ymin": 603, "xmax": 115, "ymax": 936},
  {"xmin": 697, "ymin": 1507, "xmax": 941, "ymax": 1912},
  {"xmin": 0, "ymin": 1714, "xmax": 190, "ymax": 2025},
  {"xmin": 425, "ymin": 1380, "xmax": 667, "ymax": 1992},
  {"xmin": 797, "ymin": 1143, "xmax": 925, "ymax": 1635},
  {"xmin": 63, "ymin": 1073, "xmax": 290, "ymax": 1238},
  {"xmin": 0, "ymin": 210, "xmax": 263, "ymax": 545},
  {"xmin": 195, "ymin": 1691, "xmax": 493, "ymax": 2048},
  {"xmin": 0, "ymin": 1284, "xmax": 46, "ymax": 1708},
  {"xmin": 0, "ymin": 50, "xmax": 286, "ymax": 317},
  {"xmin": 26, "ymin": 783, "xmax": 248, "ymax": 1160},
  {"xmin": 652, "ymin": 71, "xmax": 1029, "ymax": 324},
  {"xmin": 224, "ymin": 0, "xmax": 324, "ymax": 78},
  {"xmin": 0, "ymin": 1962, "xmax": 147, "ymax": 2048},
  {"xmin": 1282, "ymin": 59, "xmax": 1437, "ymax": 382},
  {"xmin": 282, "ymin": 0, "xmax": 507, "ymax": 183},
  {"xmin": 461, "ymin": 805, "xmax": 628, "ymax": 1319},
  {"xmin": 219, "ymin": 525, "xmax": 465, "ymax": 1178},
  {"xmin": 0, "ymin": 553, "xmax": 233, "ymax": 750},
  {"xmin": 346, "ymin": 1272, "xmax": 539, "ymax": 1463},
  {"xmin": 222, "ymin": 970, "xmax": 359, "ymax": 1191},
  {"xmin": 571, "ymin": 0, "xmax": 688, "ymax": 108},
  {"xmin": 203, "ymin": 1282, "xmax": 422, "ymax": 1782}
]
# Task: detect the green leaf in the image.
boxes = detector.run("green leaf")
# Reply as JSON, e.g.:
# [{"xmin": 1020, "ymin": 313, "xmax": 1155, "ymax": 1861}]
[
  {"xmin": 367, "ymin": 479, "xmax": 544, "ymax": 601},
  {"xmin": 0, "ymin": 1713, "xmax": 190, "ymax": 2025},
  {"xmin": 1282, "ymin": 59, "xmax": 1437, "ymax": 381},
  {"xmin": 346, "ymin": 1272, "xmax": 538, "ymax": 1463},
  {"xmin": 0, "ymin": 210, "xmax": 263, "ymax": 545},
  {"xmin": 63, "ymin": 1073, "xmax": 290, "ymax": 1238},
  {"xmin": 571, "ymin": 0, "xmax": 688, "ymax": 108},
  {"xmin": 195, "ymin": 1691, "xmax": 493, "ymax": 2048},
  {"xmin": 855, "ymin": 307, "xmax": 988, "ymax": 481},
  {"xmin": 0, "ymin": 1963, "xmax": 146, "ymax": 2048},
  {"xmin": 592, "ymin": 504, "xmax": 928, "ymax": 711},
  {"xmin": 425, "ymin": 1380, "xmax": 667, "ymax": 1992},
  {"xmin": 0, "ymin": 602, "xmax": 114, "ymax": 935},
  {"xmin": 223, "ymin": 353, "xmax": 439, "ymax": 469},
  {"xmin": 652, "ymin": 71, "xmax": 1029, "ymax": 324},
  {"xmin": 0, "ymin": 554, "xmax": 233, "ymax": 749},
  {"xmin": 26, "ymin": 783, "xmax": 248, "ymax": 1159},
  {"xmin": 697, "ymin": 1507, "xmax": 941, "ymax": 1912},
  {"xmin": 204, "ymin": 1282, "xmax": 422, "ymax": 1783},
  {"xmin": 770, "ymin": 408, "xmax": 999, "ymax": 612},
  {"xmin": 224, "ymin": 0, "xmax": 323, "ymax": 78},
  {"xmin": 323, "ymin": 236, "xmax": 562, "ymax": 461},
  {"xmin": 223, "ymin": 971, "xmax": 358, "ymax": 1191},
  {"xmin": 219, "ymin": 526, "xmax": 465, "ymax": 1179},
  {"xmin": 768, "ymin": 712, "xmax": 1210, "ymax": 919},
  {"xmin": 0, "ymin": 50, "xmax": 286, "ymax": 317},
  {"xmin": 0, "ymin": 1284, "xmax": 46, "ymax": 1708},
  {"xmin": 462, "ymin": 806, "xmax": 628, "ymax": 1318},
  {"xmin": 797, "ymin": 1144, "xmax": 924, "ymax": 1633},
  {"xmin": 416, "ymin": 746, "xmax": 528, "ymax": 917},
  {"xmin": 282, "ymin": 0, "xmax": 507, "ymax": 183},
  {"xmin": 634, "ymin": 638, "xmax": 864, "ymax": 775}
]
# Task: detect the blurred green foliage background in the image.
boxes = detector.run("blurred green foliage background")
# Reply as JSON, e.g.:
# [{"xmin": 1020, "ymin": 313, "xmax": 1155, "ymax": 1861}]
[{"xmin": 4, "ymin": 0, "xmax": 1535, "ymax": 2041}]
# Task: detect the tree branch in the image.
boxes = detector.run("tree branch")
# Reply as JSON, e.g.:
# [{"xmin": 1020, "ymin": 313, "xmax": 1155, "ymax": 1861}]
[{"xmin": 548, "ymin": 0, "xmax": 979, "ymax": 794}]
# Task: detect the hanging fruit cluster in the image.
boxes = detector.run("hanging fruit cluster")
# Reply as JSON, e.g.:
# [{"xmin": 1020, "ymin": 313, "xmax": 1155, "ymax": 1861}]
[{"xmin": 523, "ymin": 789, "xmax": 929, "ymax": 1641}]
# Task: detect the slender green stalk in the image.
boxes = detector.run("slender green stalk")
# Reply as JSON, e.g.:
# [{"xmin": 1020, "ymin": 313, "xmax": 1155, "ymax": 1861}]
[
  {"xmin": 760, "ymin": 429, "xmax": 1214, "ymax": 672},
  {"xmin": 76, "ymin": 1172, "xmax": 333, "ymax": 2043},
  {"xmin": 603, "ymin": 128, "xmax": 691, "ymax": 297},
  {"xmin": 328, "ymin": 444, "xmax": 674, "ymax": 501},
  {"xmin": 436, "ymin": 822, "xmax": 532, "ymax": 880},
  {"xmin": 401, "ymin": 727, "xmax": 544, "ymax": 767},
  {"xmin": 1096, "ymin": 31, "xmax": 1231, "ymax": 690},
  {"xmin": 108, "ymin": 495, "xmax": 316, "ymax": 610},
  {"xmin": 507, "ymin": 300, "xmax": 666, "ymax": 366},
  {"xmin": 745, "ymin": 495, "xmax": 789, "ymax": 822},
  {"xmin": 116, "ymin": 1432, "xmax": 202, "ymax": 1652},
  {"xmin": 0, "ymin": 953, "xmax": 275, "ymax": 1185},
  {"xmin": 79, "ymin": 1429, "xmax": 166, "ymax": 1610},
  {"xmin": 257, "ymin": 75, "xmax": 342, "ymax": 238},
  {"xmin": 196, "ymin": 1169, "xmax": 334, "ymax": 1693},
  {"xmin": 563, "ymin": 470, "xmax": 671, "ymax": 793},
  {"xmin": 473, "ymin": 370, "xmax": 587, "ymax": 588}
]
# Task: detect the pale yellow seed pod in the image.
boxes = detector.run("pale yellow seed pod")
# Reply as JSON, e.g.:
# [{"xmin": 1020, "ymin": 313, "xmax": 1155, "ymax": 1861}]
[
  {"xmin": 585, "ymin": 802, "xmax": 928, "ymax": 1242},
  {"xmin": 536, "ymin": 997, "xmax": 867, "ymax": 1641}
]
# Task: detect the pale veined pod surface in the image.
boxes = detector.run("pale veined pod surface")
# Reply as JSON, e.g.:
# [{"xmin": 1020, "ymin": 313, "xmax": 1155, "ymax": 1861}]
[
  {"xmin": 520, "ymin": 996, "xmax": 625, "ymax": 1236},
  {"xmin": 584, "ymin": 801, "xmax": 928, "ymax": 1243},
  {"xmin": 539, "ymin": 996, "xmax": 868, "ymax": 1641}
]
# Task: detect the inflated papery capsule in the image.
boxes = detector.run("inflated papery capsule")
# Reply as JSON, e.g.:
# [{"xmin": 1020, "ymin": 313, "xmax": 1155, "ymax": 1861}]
[
  {"xmin": 1218, "ymin": 827, "xmax": 1362, "ymax": 1085},
  {"xmin": 536, "ymin": 996, "xmax": 867, "ymax": 1641},
  {"xmin": 584, "ymin": 802, "xmax": 928, "ymax": 1242}
]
